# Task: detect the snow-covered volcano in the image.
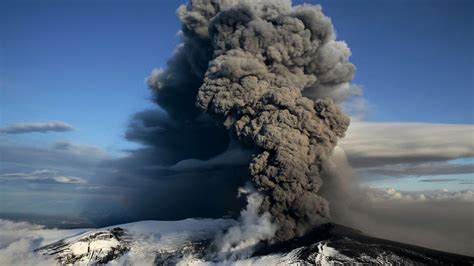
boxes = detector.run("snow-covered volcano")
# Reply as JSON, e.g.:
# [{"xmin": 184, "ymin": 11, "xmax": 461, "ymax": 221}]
[
  {"xmin": 36, "ymin": 219, "xmax": 235, "ymax": 265},
  {"xmin": 33, "ymin": 219, "xmax": 473, "ymax": 265}
]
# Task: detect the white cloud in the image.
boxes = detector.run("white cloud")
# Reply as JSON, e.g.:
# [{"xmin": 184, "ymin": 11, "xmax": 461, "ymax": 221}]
[
  {"xmin": 341, "ymin": 122, "xmax": 474, "ymax": 166},
  {"xmin": 51, "ymin": 175, "xmax": 86, "ymax": 184},
  {"xmin": 357, "ymin": 161, "xmax": 474, "ymax": 178},
  {"xmin": 0, "ymin": 169, "xmax": 86, "ymax": 184},
  {"xmin": 0, "ymin": 121, "xmax": 74, "ymax": 134},
  {"xmin": 51, "ymin": 141, "xmax": 107, "ymax": 160},
  {"xmin": 339, "ymin": 121, "xmax": 474, "ymax": 178},
  {"xmin": 367, "ymin": 187, "xmax": 474, "ymax": 203}
]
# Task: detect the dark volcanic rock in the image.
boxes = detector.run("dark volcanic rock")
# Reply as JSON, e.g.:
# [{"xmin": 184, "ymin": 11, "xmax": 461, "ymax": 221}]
[{"xmin": 255, "ymin": 223, "xmax": 474, "ymax": 265}]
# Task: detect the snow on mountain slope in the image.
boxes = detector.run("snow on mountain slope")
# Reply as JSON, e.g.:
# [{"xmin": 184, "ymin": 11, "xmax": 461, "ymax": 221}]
[
  {"xmin": 2, "ymin": 218, "xmax": 473, "ymax": 265},
  {"xmin": 37, "ymin": 219, "xmax": 236, "ymax": 265}
]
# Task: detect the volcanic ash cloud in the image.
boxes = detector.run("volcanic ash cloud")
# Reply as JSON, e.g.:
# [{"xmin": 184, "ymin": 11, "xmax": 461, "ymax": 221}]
[{"xmin": 148, "ymin": 0, "xmax": 355, "ymax": 241}]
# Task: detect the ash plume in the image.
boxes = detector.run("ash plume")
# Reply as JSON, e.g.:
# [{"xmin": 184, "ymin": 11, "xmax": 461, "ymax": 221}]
[{"xmin": 145, "ymin": 0, "xmax": 355, "ymax": 241}]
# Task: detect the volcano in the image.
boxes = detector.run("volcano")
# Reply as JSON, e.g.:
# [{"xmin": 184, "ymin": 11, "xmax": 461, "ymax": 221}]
[{"xmin": 36, "ymin": 219, "xmax": 473, "ymax": 265}]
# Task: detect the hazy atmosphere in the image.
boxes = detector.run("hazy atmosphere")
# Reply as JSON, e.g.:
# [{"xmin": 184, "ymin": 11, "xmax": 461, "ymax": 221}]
[{"xmin": 0, "ymin": 0, "xmax": 473, "ymax": 264}]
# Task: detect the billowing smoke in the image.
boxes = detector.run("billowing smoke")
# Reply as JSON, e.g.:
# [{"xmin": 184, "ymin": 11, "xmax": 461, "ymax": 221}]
[
  {"xmin": 145, "ymin": 0, "xmax": 355, "ymax": 241},
  {"xmin": 320, "ymin": 147, "xmax": 474, "ymax": 256}
]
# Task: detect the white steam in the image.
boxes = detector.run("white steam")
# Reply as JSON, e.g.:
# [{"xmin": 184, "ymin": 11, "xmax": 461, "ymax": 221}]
[{"xmin": 213, "ymin": 184, "xmax": 277, "ymax": 260}]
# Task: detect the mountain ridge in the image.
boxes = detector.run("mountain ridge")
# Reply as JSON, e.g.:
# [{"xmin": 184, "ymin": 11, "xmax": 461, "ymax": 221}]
[{"xmin": 35, "ymin": 219, "xmax": 474, "ymax": 265}]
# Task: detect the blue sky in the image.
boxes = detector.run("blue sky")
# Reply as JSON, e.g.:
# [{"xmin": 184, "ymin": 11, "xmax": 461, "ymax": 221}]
[
  {"xmin": 320, "ymin": 0, "xmax": 474, "ymax": 124},
  {"xmin": 1, "ymin": 1, "xmax": 182, "ymax": 152},
  {"xmin": 0, "ymin": 0, "xmax": 473, "ymax": 221}
]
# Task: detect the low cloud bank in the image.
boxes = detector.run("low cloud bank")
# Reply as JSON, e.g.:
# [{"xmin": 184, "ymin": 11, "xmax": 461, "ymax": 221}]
[
  {"xmin": 340, "ymin": 121, "xmax": 474, "ymax": 169},
  {"xmin": 0, "ymin": 219, "xmax": 78, "ymax": 265},
  {"xmin": 334, "ymin": 121, "xmax": 474, "ymax": 191},
  {"xmin": 0, "ymin": 139, "xmax": 109, "ymax": 186}
]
